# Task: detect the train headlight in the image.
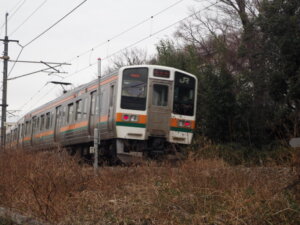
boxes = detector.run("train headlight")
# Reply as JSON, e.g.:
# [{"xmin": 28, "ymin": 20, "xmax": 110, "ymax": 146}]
[
  {"xmin": 184, "ymin": 121, "xmax": 191, "ymax": 128},
  {"xmin": 122, "ymin": 114, "xmax": 130, "ymax": 121},
  {"xmin": 130, "ymin": 115, "xmax": 138, "ymax": 122}
]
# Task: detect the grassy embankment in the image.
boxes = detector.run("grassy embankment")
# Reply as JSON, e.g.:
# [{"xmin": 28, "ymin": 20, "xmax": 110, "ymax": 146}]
[{"xmin": 0, "ymin": 147, "xmax": 299, "ymax": 225}]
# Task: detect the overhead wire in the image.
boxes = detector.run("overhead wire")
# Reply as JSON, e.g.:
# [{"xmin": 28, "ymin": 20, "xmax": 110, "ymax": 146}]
[
  {"xmin": 68, "ymin": 0, "xmax": 186, "ymax": 62},
  {"xmin": 17, "ymin": 0, "xmax": 187, "ymax": 111},
  {"xmin": 6, "ymin": 0, "xmax": 88, "ymax": 80},
  {"xmin": 64, "ymin": 1, "xmax": 218, "ymax": 80},
  {"xmin": 19, "ymin": 81, "xmax": 50, "ymax": 112},
  {"xmin": 9, "ymin": 0, "xmax": 48, "ymax": 37},
  {"xmin": 18, "ymin": 0, "xmax": 217, "ymax": 112},
  {"xmin": 24, "ymin": 1, "xmax": 218, "ymax": 111},
  {"xmin": 6, "ymin": 0, "xmax": 27, "ymax": 22},
  {"xmin": 23, "ymin": 0, "xmax": 88, "ymax": 48},
  {"xmin": 2, "ymin": 0, "xmax": 89, "ymax": 113},
  {"xmin": 0, "ymin": 0, "xmax": 27, "ymax": 35}
]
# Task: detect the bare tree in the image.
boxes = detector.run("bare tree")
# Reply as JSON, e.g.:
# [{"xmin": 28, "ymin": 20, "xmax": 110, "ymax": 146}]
[{"xmin": 104, "ymin": 48, "xmax": 148, "ymax": 75}]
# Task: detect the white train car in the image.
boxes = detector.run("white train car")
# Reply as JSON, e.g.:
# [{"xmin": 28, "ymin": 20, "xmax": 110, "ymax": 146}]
[{"xmin": 6, "ymin": 65, "xmax": 197, "ymax": 162}]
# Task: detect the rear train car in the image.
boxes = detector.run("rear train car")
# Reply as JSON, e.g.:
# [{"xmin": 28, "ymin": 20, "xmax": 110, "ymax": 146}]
[{"xmin": 5, "ymin": 65, "xmax": 197, "ymax": 162}]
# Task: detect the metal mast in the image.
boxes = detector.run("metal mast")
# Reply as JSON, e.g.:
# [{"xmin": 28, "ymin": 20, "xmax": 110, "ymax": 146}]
[{"xmin": 0, "ymin": 13, "xmax": 19, "ymax": 148}]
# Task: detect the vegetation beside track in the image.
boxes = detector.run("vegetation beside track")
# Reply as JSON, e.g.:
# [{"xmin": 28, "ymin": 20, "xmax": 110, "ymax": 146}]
[{"xmin": 0, "ymin": 149, "xmax": 299, "ymax": 225}]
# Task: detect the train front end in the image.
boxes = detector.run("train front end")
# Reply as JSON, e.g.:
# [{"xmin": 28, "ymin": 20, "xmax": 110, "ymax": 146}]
[{"xmin": 115, "ymin": 65, "xmax": 197, "ymax": 159}]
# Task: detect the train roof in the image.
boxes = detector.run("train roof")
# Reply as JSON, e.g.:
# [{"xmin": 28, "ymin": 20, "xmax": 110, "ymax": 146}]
[
  {"xmin": 18, "ymin": 65, "xmax": 197, "ymax": 123},
  {"xmin": 23, "ymin": 70, "xmax": 118, "ymax": 120}
]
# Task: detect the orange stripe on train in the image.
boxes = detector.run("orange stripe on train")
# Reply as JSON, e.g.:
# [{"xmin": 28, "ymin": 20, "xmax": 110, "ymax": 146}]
[
  {"xmin": 60, "ymin": 121, "xmax": 89, "ymax": 132},
  {"xmin": 115, "ymin": 113, "xmax": 147, "ymax": 124},
  {"xmin": 170, "ymin": 118, "xmax": 195, "ymax": 129}
]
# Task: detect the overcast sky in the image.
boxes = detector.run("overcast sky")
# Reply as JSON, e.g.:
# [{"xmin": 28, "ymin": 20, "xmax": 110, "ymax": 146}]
[{"xmin": 0, "ymin": 0, "xmax": 211, "ymax": 121}]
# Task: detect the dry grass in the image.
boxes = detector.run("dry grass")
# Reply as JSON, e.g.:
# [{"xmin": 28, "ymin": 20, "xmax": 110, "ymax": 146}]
[{"xmin": 0, "ymin": 149, "xmax": 299, "ymax": 225}]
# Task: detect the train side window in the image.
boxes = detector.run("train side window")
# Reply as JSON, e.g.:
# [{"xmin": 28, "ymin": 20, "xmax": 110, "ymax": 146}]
[
  {"xmin": 67, "ymin": 103, "xmax": 74, "ymax": 123},
  {"xmin": 37, "ymin": 117, "xmax": 40, "ymax": 132},
  {"xmin": 25, "ymin": 123, "xmax": 28, "ymax": 135},
  {"xmin": 109, "ymin": 85, "xmax": 114, "ymax": 107},
  {"xmin": 29, "ymin": 121, "xmax": 32, "ymax": 135},
  {"xmin": 21, "ymin": 124, "xmax": 25, "ymax": 137},
  {"xmin": 90, "ymin": 91, "xmax": 96, "ymax": 116},
  {"xmin": 45, "ymin": 112, "xmax": 50, "ymax": 129},
  {"xmin": 25, "ymin": 121, "xmax": 31, "ymax": 135},
  {"xmin": 55, "ymin": 106, "xmax": 61, "ymax": 127},
  {"xmin": 40, "ymin": 115, "xmax": 45, "ymax": 130},
  {"xmin": 50, "ymin": 110, "xmax": 54, "ymax": 128},
  {"xmin": 18, "ymin": 125, "xmax": 21, "ymax": 140},
  {"xmin": 32, "ymin": 117, "xmax": 37, "ymax": 133},
  {"xmin": 82, "ymin": 98, "xmax": 87, "ymax": 119},
  {"xmin": 75, "ymin": 100, "xmax": 82, "ymax": 121},
  {"xmin": 61, "ymin": 106, "xmax": 66, "ymax": 126}
]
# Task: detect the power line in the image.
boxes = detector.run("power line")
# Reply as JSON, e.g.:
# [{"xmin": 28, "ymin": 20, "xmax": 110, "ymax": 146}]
[
  {"xmin": 9, "ymin": 0, "xmax": 48, "ymax": 37},
  {"xmin": 64, "ymin": 1, "xmax": 218, "ymax": 80},
  {"xmin": 7, "ymin": 45, "xmax": 24, "ymax": 78},
  {"xmin": 18, "ymin": 1, "xmax": 217, "ymax": 112},
  {"xmin": 19, "ymin": 81, "xmax": 50, "ymax": 112},
  {"xmin": 68, "ymin": 0, "xmax": 186, "ymax": 62},
  {"xmin": 14, "ymin": 0, "xmax": 188, "ymax": 111},
  {"xmin": 0, "ymin": 0, "xmax": 27, "ymax": 35},
  {"xmin": 7, "ymin": 0, "xmax": 27, "ymax": 22},
  {"xmin": 24, "ymin": 1, "xmax": 218, "ymax": 111},
  {"xmin": 8, "ymin": 0, "xmax": 25, "ymax": 14},
  {"xmin": 4, "ymin": 0, "xmax": 88, "ymax": 81},
  {"xmin": 24, "ymin": 0, "xmax": 88, "ymax": 48}
]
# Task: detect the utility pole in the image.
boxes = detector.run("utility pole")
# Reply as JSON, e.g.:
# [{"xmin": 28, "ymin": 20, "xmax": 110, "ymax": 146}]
[
  {"xmin": 0, "ymin": 13, "xmax": 19, "ymax": 148},
  {"xmin": 94, "ymin": 58, "xmax": 102, "ymax": 173}
]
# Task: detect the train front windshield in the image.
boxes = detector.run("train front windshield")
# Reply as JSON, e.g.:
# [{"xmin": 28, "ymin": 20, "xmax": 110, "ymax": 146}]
[
  {"xmin": 121, "ymin": 68, "xmax": 148, "ymax": 110},
  {"xmin": 173, "ymin": 72, "xmax": 196, "ymax": 116}
]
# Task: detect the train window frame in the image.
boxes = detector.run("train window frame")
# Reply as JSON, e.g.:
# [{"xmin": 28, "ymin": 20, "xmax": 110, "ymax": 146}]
[
  {"xmin": 50, "ymin": 110, "xmax": 54, "ymax": 128},
  {"xmin": 25, "ymin": 121, "xmax": 30, "ymax": 136},
  {"xmin": 18, "ymin": 124, "xmax": 21, "ymax": 140},
  {"xmin": 21, "ymin": 124, "xmax": 25, "ymax": 138},
  {"xmin": 173, "ymin": 72, "xmax": 196, "ymax": 116},
  {"xmin": 109, "ymin": 85, "xmax": 115, "ymax": 107},
  {"xmin": 90, "ymin": 91, "xmax": 96, "ymax": 116},
  {"xmin": 61, "ymin": 106, "xmax": 67, "ymax": 126},
  {"xmin": 32, "ymin": 117, "xmax": 37, "ymax": 134},
  {"xmin": 75, "ymin": 99, "xmax": 82, "ymax": 121},
  {"xmin": 82, "ymin": 97, "xmax": 88, "ymax": 119},
  {"xmin": 55, "ymin": 106, "xmax": 62, "ymax": 128},
  {"xmin": 121, "ymin": 67, "xmax": 148, "ymax": 111},
  {"xmin": 152, "ymin": 84, "xmax": 169, "ymax": 107},
  {"xmin": 45, "ymin": 112, "xmax": 51, "ymax": 129},
  {"xmin": 40, "ymin": 115, "xmax": 45, "ymax": 131},
  {"xmin": 37, "ymin": 117, "xmax": 40, "ymax": 132},
  {"xmin": 67, "ymin": 103, "xmax": 74, "ymax": 123}
]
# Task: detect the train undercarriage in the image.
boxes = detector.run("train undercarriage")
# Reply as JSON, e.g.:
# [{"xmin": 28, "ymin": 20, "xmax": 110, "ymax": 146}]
[{"xmin": 67, "ymin": 137, "xmax": 185, "ymax": 165}]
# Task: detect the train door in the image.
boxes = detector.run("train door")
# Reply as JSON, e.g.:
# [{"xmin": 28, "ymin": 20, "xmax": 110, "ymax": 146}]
[{"xmin": 147, "ymin": 80, "xmax": 172, "ymax": 138}]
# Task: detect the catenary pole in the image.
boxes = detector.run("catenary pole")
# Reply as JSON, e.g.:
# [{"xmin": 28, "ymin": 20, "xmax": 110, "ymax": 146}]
[
  {"xmin": 0, "ymin": 13, "xmax": 18, "ymax": 148},
  {"xmin": 94, "ymin": 58, "xmax": 101, "ymax": 173}
]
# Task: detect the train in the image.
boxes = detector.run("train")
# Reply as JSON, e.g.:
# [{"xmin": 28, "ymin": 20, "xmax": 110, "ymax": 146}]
[{"xmin": 5, "ymin": 65, "xmax": 197, "ymax": 163}]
